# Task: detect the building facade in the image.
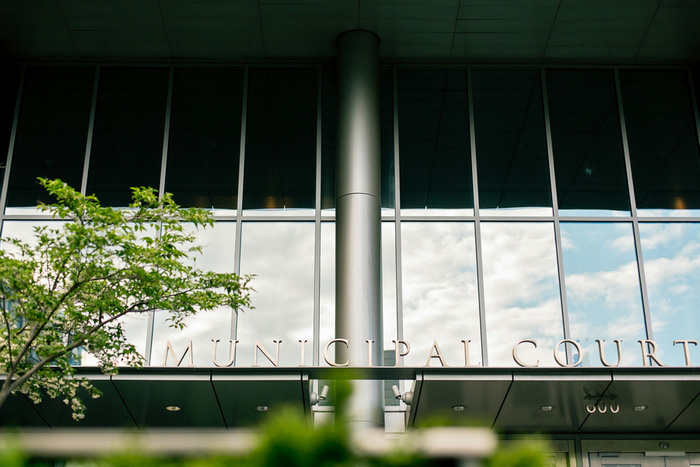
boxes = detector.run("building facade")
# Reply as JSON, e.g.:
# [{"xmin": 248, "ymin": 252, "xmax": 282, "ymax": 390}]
[{"xmin": 1, "ymin": 1, "xmax": 700, "ymax": 465}]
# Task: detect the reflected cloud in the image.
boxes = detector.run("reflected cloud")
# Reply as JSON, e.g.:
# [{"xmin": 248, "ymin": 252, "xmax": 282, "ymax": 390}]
[
  {"xmin": 401, "ymin": 223, "xmax": 480, "ymax": 367},
  {"xmin": 481, "ymin": 222, "xmax": 563, "ymax": 367},
  {"xmin": 236, "ymin": 222, "xmax": 315, "ymax": 367},
  {"xmin": 641, "ymin": 223, "xmax": 700, "ymax": 366},
  {"xmin": 151, "ymin": 222, "xmax": 237, "ymax": 367},
  {"xmin": 561, "ymin": 223, "xmax": 645, "ymax": 367}
]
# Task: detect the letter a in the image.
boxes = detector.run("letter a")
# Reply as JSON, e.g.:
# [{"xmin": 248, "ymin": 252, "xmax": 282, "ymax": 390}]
[{"xmin": 425, "ymin": 340, "xmax": 448, "ymax": 367}]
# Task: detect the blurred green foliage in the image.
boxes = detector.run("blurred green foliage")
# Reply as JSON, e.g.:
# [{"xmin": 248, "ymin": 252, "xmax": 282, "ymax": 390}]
[{"xmin": 0, "ymin": 378, "xmax": 552, "ymax": 466}]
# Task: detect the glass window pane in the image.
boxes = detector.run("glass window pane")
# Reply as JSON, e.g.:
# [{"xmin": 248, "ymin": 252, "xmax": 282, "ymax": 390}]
[
  {"xmin": 321, "ymin": 68, "xmax": 336, "ymax": 213},
  {"xmin": 165, "ymin": 68, "xmax": 243, "ymax": 213},
  {"xmin": 237, "ymin": 222, "xmax": 315, "ymax": 366},
  {"xmin": 547, "ymin": 69, "xmax": 631, "ymax": 216},
  {"xmin": 1, "ymin": 221, "xmax": 149, "ymax": 367},
  {"xmin": 319, "ymin": 222, "xmax": 335, "ymax": 365},
  {"xmin": 561, "ymin": 223, "xmax": 645, "ymax": 367},
  {"xmin": 473, "ymin": 70, "xmax": 552, "ymax": 216},
  {"xmin": 398, "ymin": 69, "xmax": 472, "ymax": 215},
  {"xmin": 640, "ymin": 223, "xmax": 700, "ymax": 366},
  {"xmin": 87, "ymin": 67, "xmax": 169, "ymax": 207},
  {"xmin": 151, "ymin": 222, "xmax": 236, "ymax": 367},
  {"xmin": 382, "ymin": 221, "xmax": 397, "ymax": 359},
  {"xmin": 1, "ymin": 65, "xmax": 21, "ymax": 194},
  {"xmin": 621, "ymin": 70, "xmax": 700, "ymax": 216},
  {"xmin": 481, "ymin": 222, "xmax": 563, "ymax": 366},
  {"xmin": 381, "ymin": 69, "xmax": 395, "ymax": 212},
  {"xmin": 7, "ymin": 67, "xmax": 94, "ymax": 213},
  {"xmin": 401, "ymin": 222, "xmax": 480, "ymax": 367},
  {"xmin": 243, "ymin": 69, "xmax": 316, "ymax": 215},
  {"xmin": 694, "ymin": 70, "xmax": 700, "ymax": 113}
]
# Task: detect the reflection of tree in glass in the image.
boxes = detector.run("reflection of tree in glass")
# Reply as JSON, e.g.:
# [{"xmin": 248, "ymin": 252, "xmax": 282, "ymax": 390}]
[{"xmin": 0, "ymin": 179, "xmax": 253, "ymax": 419}]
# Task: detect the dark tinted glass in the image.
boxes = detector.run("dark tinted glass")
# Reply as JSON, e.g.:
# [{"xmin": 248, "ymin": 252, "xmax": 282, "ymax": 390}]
[
  {"xmin": 243, "ymin": 68, "xmax": 316, "ymax": 213},
  {"xmin": 473, "ymin": 70, "xmax": 551, "ymax": 214},
  {"xmin": 398, "ymin": 69, "xmax": 472, "ymax": 213},
  {"xmin": 165, "ymin": 68, "xmax": 243, "ymax": 211},
  {"xmin": 547, "ymin": 69, "xmax": 630, "ymax": 215},
  {"xmin": 87, "ymin": 67, "xmax": 169, "ymax": 207},
  {"xmin": 694, "ymin": 69, "xmax": 700, "ymax": 112},
  {"xmin": 7, "ymin": 67, "xmax": 94, "ymax": 211},
  {"xmin": 381, "ymin": 68, "xmax": 395, "ymax": 210},
  {"xmin": 1, "ymin": 66, "xmax": 20, "ymax": 171},
  {"xmin": 621, "ymin": 70, "xmax": 700, "ymax": 214},
  {"xmin": 321, "ymin": 68, "xmax": 336, "ymax": 211}
]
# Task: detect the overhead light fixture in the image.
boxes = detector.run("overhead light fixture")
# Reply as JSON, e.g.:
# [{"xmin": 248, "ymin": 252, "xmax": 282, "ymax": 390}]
[
  {"xmin": 540, "ymin": 405, "xmax": 555, "ymax": 412},
  {"xmin": 255, "ymin": 405, "xmax": 269, "ymax": 412},
  {"xmin": 633, "ymin": 405, "xmax": 648, "ymax": 412},
  {"xmin": 165, "ymin": 405, "xmax": 181, "ymax": 412},
  {"xmin": 452, "ymin": 405, "xmax": 467, "ymax": 412},
  {"xmin": 659, "ymin": 442, "xmax": 670, "ymax": 449}
]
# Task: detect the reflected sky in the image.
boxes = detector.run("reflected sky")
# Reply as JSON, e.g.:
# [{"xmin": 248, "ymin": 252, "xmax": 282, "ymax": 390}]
[
  {"xmin": 401, "ymin": 222, "xmax": 480, "ymax": 367},
  {"xmin": 151, "ymin": 222, "xmax": 236, "ymax": 367},
  {"xmin": 481, "ymin": 222, "xmax": 563, "ymax": 367},
  {"xmin": 319, "ymin": 222, "xmax": 335, "ymax": 365},
  {"xmin": 640, "ymin": 223, "xmax": 700, "ymax": 366},
  {"xmin": 236, "ymin": 222, "xmax": 315, "ymax": 367},
  {"xmin": 561, "ymin": 222, "xmax": 645, "ymax": 367},
  {"xmin": 382, "ymin": 222, "xmax": 398, "ymax": 358}
]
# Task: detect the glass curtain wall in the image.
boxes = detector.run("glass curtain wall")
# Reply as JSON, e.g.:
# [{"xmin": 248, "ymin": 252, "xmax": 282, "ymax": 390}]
[{"xmin": 1, "ymin": 65, "xmax": 699, "ymax": 369}]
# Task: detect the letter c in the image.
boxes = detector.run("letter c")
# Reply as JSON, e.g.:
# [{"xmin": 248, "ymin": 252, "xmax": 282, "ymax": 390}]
[
  {"xmin": 512, "ymin": 339, "xmax": 539, "ymax": 367},
  {"xmin": 324, "ymin": 339, "xmax": 349, "ymax": 367}
]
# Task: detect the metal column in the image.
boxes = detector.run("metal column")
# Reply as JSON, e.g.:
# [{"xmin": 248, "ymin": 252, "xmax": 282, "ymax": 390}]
[{"xmin": 335, "ymin": 29, "xmax": 384, "ymax": 428}]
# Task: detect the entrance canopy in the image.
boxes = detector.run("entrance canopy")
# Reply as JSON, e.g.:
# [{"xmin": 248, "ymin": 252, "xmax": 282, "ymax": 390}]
[{"xmin": 2, "ymin": 367, "xmax": 699, "ymax": 433}]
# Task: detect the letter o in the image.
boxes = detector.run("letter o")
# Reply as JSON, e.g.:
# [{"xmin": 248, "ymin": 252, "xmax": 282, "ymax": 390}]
[{"xmin": 553, "ymin": 339, "xmax": 583, "ymax": 367}]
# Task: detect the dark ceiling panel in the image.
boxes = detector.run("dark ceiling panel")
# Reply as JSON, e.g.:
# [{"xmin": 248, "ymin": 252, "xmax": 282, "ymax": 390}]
[
  {"xmin": 411, "ymin": 373, "xmax": 512, "ymax": 427},
  {"xmin": 0, "ymin": 392, "xmax": 48, "ymax": 427},
  {"xmin": 212, "ymin": 372, "xmax": 307, "ymax": 428},
  {"xmin": 0, "ymin": 0, "xmax": 699, "ymax": 61},
  {"xmin": 669, "ymin": 391, "xmax": 700, "ymax": 432},
  {"xmin": 30, "ymin": 376, "xmax": 135, "ymax": 428},
  {"xmin": 580, "ymin": 373, "xmax": 700, "ymax": 433},
  {"xmin": 494, "ymin": 372, "xmax": 612, "ymax": 432},
  {"xmin": 113, "ymin": 373, "xmax": 225, "ymax": 428}
]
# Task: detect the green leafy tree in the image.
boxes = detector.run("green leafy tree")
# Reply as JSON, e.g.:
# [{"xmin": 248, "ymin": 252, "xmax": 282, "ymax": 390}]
[{"xmin": 0, "ymin": 179, "xmax": 253, "ymax": 419}]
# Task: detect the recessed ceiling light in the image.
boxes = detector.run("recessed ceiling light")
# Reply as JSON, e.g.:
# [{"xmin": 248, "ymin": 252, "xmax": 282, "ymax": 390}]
[
  {"xmin": 165, "ymin": 405, "xmax": 181, "ymax": 412},
  {"xmin": 540, "ymin": 405, "xmax": 555, "ymax": 412},
  {"xmin": 633, "ymin": 405, "xmax": 648, "ymax": 412},
  {"xmin": 255, "ymin": 405, "xmax": 269, "ymax": 412},
  {"xmin": 452, "ymin": 405, "xmax": 467, "ymax": 412}
]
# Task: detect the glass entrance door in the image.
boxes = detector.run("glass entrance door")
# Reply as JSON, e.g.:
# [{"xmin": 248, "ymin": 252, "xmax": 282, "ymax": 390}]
[{"xmin": 589, "ymin": 452, "xmax": 700, "ymax": 467}]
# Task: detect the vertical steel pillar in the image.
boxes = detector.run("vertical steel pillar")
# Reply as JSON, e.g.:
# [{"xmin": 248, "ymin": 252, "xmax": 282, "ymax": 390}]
[{"xmin": 335, "ymin": 29, "xmax": 384, "ymax": 428}]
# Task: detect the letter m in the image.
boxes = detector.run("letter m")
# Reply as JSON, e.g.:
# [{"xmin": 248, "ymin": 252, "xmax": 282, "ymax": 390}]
[{"xmin": 163, "ymin": 340, "xmax": 194, "ymax": 367}]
